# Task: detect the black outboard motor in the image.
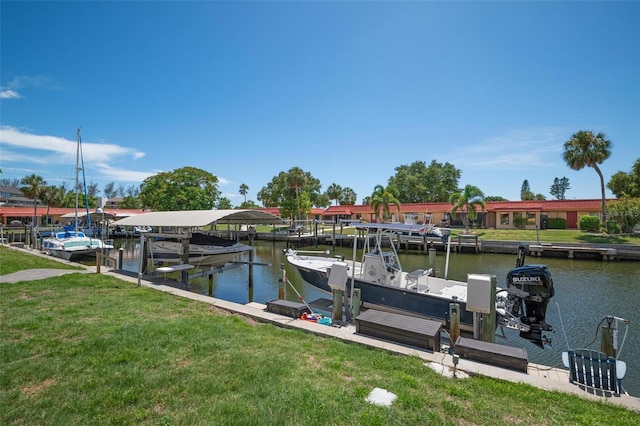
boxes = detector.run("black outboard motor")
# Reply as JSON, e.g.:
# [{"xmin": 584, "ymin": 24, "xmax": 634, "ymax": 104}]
[{"xmin": 505, "ymin": 264, "xmax": 555, "ymax": 348}]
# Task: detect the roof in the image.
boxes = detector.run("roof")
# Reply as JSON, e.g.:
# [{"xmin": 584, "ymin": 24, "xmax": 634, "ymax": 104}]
[
  {"xmin": 0, "ymin": 206, "xmax": 146, "ymax": 218},
  {"xmin": 111, "ymin": 209, "xmax": 284, "ymax": 227}
]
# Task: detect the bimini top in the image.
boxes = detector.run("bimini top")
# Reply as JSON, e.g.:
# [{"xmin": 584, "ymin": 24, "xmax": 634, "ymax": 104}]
[{"xmin": 111, "ymin": 209, "xmax": 283, "ymax": 227}]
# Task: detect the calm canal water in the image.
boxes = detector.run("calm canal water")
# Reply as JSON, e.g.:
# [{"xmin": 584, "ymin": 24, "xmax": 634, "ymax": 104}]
[{"xmin": 113, "ymin": 238, "xmax": 640, "ymax": 397}]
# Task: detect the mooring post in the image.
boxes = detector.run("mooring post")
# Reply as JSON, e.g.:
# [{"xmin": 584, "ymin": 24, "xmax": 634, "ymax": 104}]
[
  {"xmin": 351, "ymin": 288, "xmax": 361, "ymax": 319},
  {"xmin": 279, "ymin": 264, "xmax": 285, "ymax": 300},
  {"xmin": 332, "ymin": 287, "xmax": 343, "ymax": 322},
  {"xmin": 118, "ymin": 248, "xmax": 124, "ymax": 270},
  {"xmin": 449, "ymin": 301, "xmax": 460, "ymax": 346},
  {"xmin": 208, "ymin": 274, "xmax": 213, "ymax": 296},
  {"xmin": 248, "ymin": 249, "xmax": 254, "ymax": 289},
  {"xmin": 601, "ymin": 317, "xmax": 616, "ymax": 357}
]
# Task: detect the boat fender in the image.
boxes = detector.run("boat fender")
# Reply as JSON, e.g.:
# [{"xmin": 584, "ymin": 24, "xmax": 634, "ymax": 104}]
[{"xmin": 301, "ymin": 313, "xmax": 320, "ymax": 322}]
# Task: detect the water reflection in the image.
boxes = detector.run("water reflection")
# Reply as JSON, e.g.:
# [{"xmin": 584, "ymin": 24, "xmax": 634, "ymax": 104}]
[{"xmin": 113, "ymin": 238, "xmax": 640, "ymax": 397}]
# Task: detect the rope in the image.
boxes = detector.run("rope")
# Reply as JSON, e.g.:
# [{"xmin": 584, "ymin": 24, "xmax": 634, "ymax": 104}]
[
  {"xmin": 554, "ymin": 301, "xmax": 571, "ymax": 351},
  {"xmin": 283, "ymin": 271, "xmax": 314, "ymax": 314}
]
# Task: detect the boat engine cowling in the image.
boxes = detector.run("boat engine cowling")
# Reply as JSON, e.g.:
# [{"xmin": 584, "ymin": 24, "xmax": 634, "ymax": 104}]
[{"xmin": 499, "ymin": 264, "xmax": 555, "ymax": 349}]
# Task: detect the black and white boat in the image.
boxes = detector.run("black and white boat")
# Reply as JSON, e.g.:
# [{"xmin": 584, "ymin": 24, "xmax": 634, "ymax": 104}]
[
  {"xmin": 150, "ymin": 232, "xmax": 253, "ymax": 268},
  {"xmin": 284, "ymin": 223, "xmax": 554, "ymax": 348}
]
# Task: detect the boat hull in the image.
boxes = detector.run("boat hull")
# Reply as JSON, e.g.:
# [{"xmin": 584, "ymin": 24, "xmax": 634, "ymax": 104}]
[
  {"xmin": 301, "ymin": 269, "xmax": 474, "ymax": 330},
  {"xmin": 286, "ymin": 253, "xmax": 474, "ymax": 330},
  {"xmin": 150, "ymin": 240, "xmax": 253, "ymax": 268}
]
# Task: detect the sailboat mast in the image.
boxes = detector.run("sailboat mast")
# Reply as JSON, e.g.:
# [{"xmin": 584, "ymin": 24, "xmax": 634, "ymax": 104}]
[{"xmin": 74, "ymin": 128, "xmax": 81, "ymax": 235}]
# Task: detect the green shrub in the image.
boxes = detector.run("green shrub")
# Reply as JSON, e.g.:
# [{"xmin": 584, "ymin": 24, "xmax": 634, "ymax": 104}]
[
  {"xmin": 545, "ymin": 217, "xmax": 567, "ymax": 229},
  {"xmin": 579, "ymin": 215, "xmax": 600, "ymax": 232},
  {"xmin": 513, "ymin": 216, "xmax": 528, "ymax": 229},
  {"xmin": 607, "ymin": 221, "xmax": 621, "ymax": 234}
]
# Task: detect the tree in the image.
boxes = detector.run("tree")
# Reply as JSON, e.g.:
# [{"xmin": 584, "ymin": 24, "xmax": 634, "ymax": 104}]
[
  {"xmin": 217, "ymin": 197, "xmax": 232, "ymax": 209},
  {"xmin": 607, "ymin": 198, "xmax": 640, "ymax": 234},
  {"xmin": 550, "ymin": 177, "xmax": 571, "ymax": 200},
  {"xmin": 520, "ymin": 180, "xmax": 532, "ymax": 200},
  {"xmin": 126, "ymin": 185, "xmax": 139, "ymax": 197},
  {"xmin": 258, "ymin": 167, "xmax": 323, "ymax": 217},
  {"xmin": 86, "ymin": 181, "xmax": 99, "ymax": 197},
  {"xmin": 607, "ymin": 158, "xmax": 640, "ymax": 198},
  {"xmin": 139, "ymin": 166, "xmax": 219, "ymax": 211},
  {"xmin": 369, "ymin": 184, "xmax": 401, "ymax": 222},
  {"xmin": 239, "ymin": 183, "xmax": 249, "ymax": 203},
  {"xmin": 0, "ymin": 178, "xmax": 21, "ymax": 188},
  {"xmin": 484, "ymin": 195, "xmax": 508, "ymax": 202},
  {"xmin": 388, "ymin": 160, "xmax": 461, "ymax": 203},
  {"xmin": 450, "ymin": 184, "xmax": 486, "ymax": 233},
  {"xmin": 238, "ymin": 200, "xmax": 260, "ymax": 209},
  {"xmin": 103, "ymin": 181, "xmax": 117, "ymax": 199},
  {"xmin": 119, "ymin": 196, "xmax": 141, "ymax": 209},
  {"xmin": 341, "ymin": 187, "xmax": 357, "ymax": 205},
  {"xmin": 563, "ymin": 130, "xmax": 612, "ymax": 226},
  {"xmin": 20, "ymin": 174, "xmax": 46, "ymax": 228},
  {"xmin": 326, "ymin": 183, "xmax": 343, "ymax": 205},
  {"xmin": 40, "ymin": 185, "xmax": 63, "ymax": 226},
  {"xmin": 287, "ymin": 167, "xmax": 306, "ymax": 220}
]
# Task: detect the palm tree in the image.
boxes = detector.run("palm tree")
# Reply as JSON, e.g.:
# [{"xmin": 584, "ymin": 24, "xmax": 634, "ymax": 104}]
[
  {"xmin": 20, "ymin": 174, "xmax": 46, "ymax": 248},
  {"xmin": 450, "ymin": 184, "xmax": 486, "ymax": 233},
  {"xmin": 39, "ymin": 185, "xmax": 61, "ymax": 227},
  {"xmin": 239, "ymin": 183, "xmax": 249, "ymax": 203},
  {"xmin": 563, "ymin": 131, "xmax": 612, "ymax": 226},
  {"xmin": 341, "ymin": 187, "xmax": 357, "ymax": 205},
  {"xmin": 287, "ymin": 167, "xmax": 306, "ymax": 220},
  {"xmin": 369, "ymin": 184, "xmax": 401, "ymax": 222},
  {"xmin": 326, "ymin": 183, "xmax": 342, "ymax": 205}
]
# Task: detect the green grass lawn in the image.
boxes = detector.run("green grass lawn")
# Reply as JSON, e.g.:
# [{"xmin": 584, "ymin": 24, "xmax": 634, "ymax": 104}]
[
  {"xmin": 1, "ymin": 249, "xmax": 637, "ymax": 424},
  {"xmin": 0, "ymin": 245, "xmax": 82, "ymax": 275}
]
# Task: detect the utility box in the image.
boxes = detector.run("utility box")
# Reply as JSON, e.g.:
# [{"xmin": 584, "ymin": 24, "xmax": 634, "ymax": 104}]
[
  {"xmin": 328, "ymin": 261, "xmax": 349, "ymax": 291},
  {"xmin": 466, "ymin": 274, "xmax": 496, "ymax": 314}
]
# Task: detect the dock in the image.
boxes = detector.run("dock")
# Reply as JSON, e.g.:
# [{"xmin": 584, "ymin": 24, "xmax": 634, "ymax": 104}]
[{"xmin": 529, "ymin": 244, "xmax": 617, "ymax": 261}]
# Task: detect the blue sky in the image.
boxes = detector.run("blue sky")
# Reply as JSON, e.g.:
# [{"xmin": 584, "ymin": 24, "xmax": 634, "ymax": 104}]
[{"xmin": 1, "ymin": 1, "xmax": 638, "ymax": 205}]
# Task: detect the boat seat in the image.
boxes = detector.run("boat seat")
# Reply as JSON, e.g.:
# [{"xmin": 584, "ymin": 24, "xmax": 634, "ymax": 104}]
[
  {"xmin": 562, "ymin": 349, "xmax": 626, "ymax": 396},
  {"xmin": 405, "ymin": 269, "xmax": 430, "ymax": 292}
]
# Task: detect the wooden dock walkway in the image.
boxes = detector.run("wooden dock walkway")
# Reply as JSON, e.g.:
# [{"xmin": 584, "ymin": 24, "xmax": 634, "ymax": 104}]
[{"xmin": 529, "ymin": 244, "xmax": 617, "ymax": 261}]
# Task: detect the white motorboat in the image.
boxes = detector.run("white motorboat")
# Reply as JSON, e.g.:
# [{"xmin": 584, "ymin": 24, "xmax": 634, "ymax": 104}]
[{"xmin": 285, "ymin": 223, "xmax": 555, "ymax": 348}]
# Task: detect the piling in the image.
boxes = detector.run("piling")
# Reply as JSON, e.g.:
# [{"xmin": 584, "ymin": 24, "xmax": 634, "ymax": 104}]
[
  {"xmin": 332, "ymin": 288, "xmax": 343, "ymax": 322},
  {"xmin": 428, "ymin": 248, "xmax": 436, "ymax": 268},
  {"xmin": 601, "ymin": 319, "xmax": 616, "ymax": 357},
  {"xmin": 118, "ymin": 248, "xmax": 124, "ymax": 270},
  {"xmin": 449, "ymin": 302, "xmax": 460, "ymax": 345},
  {"xmin": 351, "ymin": 288, "xmax": 361, "ymax": 319}
]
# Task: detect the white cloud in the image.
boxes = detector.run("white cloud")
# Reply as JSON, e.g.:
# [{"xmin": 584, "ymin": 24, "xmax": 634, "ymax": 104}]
[
  {"xmin": 445, "ymin": 127, "xmax": 567, "ymax": 171},
  {"xmin": 0, "ymin": 126, "xmax": 154, "ymax": 185},
  {"xmin": 0, "ymin": 126, "xmax": 146, "ymax": 164},
  {"xmin": 0, "ymin": 88, "xmax": 21, "ymax": 99}
]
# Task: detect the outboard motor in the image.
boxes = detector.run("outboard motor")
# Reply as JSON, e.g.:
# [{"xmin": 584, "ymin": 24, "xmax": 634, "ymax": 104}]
[{"xmin": 503, "ymin": 264, "xmax": 555, "ymax": 349}]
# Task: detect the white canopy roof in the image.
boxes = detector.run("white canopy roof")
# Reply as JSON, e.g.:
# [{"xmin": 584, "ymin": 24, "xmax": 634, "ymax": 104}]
[{"xmin": 111, "ymin": 209, "xmax": 283, "ymax": 227}]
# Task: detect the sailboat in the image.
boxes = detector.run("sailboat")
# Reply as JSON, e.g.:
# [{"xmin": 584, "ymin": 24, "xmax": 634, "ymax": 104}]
[{"xmin": 43, "ymin": 129, "xmax": 114, "ymax": 261}]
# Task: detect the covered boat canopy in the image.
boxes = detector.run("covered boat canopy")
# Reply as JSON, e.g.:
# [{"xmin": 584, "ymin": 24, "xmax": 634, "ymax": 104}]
[{"xmin": 110, "ymin": 209, "xmax": 283, "ymax": 227}]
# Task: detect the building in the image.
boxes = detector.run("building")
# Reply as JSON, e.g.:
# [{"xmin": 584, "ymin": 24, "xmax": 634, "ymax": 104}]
[{"xmin": 317, "ymin": 199, "xmax": 607, "ymax": 230}]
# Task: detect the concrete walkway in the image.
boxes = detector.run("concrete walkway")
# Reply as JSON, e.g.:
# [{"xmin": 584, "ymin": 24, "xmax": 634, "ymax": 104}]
[
  {"xmin": 2, "ymin": 245, "xmax": 639, "ymax": 413},
  {"xmin": 0, "ymin": 268, "xmax": 91, "ymax": 283}
]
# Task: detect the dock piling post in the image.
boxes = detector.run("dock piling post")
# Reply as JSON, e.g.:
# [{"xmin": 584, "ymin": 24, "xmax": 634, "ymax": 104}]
[
  {"xmin": 332, "ymin": 287, "xmax": 343, "ymax": 322},
  {"xmin": 449, "ymin": 302, "xmax": 460, "ymax": 345}
]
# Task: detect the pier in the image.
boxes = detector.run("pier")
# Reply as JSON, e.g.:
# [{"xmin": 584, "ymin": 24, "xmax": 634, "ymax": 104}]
[{"xmin": 528, "ymin": 244, "xmax": 617, "ymax": 261}]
